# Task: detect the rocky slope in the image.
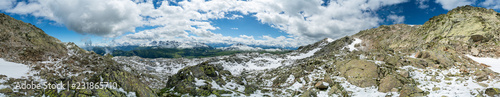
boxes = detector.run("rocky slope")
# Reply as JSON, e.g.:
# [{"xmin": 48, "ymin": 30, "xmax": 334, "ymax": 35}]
[
  {"xmin": 114, "ymin": 5, "xmax": 500, "ymax": 97},
  {"xmin": 0, "ymin": 13, "xmax": 156, "ymax": 96}
]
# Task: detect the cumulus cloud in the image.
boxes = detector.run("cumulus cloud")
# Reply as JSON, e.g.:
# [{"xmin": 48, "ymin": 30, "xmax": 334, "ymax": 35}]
[
  {"xmin": 435, "ymin": 0, "xmax": 474, "ymax": 10},
  {"xmin": 2, "ymin": 0, "xmax": 411, "ymax": 47},
  {"xmin": 241, "ymin": 0, "xmax": 408, "ymax": 41},
  {"xmin": 416, "ymin": 0, "xmax": 429, "ymax": 9},
  {"xmin": 5, "ymin": 0, "xmax": 142, "ymax": 37},
  {"xmin": 480, "ymin": 0, "xmax": 500, "ymax": 9},
  {"xmin": 387, "ymin": 15, "xmax": 405, "ymax": 24},
  {"xmin": 0, "ymin": 0, "xmax": 15, "ymax": 10}
]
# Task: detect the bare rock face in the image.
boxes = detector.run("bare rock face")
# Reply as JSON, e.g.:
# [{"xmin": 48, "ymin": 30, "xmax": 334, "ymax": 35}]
[
  {"xmin": 0, "ymin": 13, "xmax": 67, "ymax": 63},
  {"xmin": 338, "ymin": 60, "xmax": 379, "ymax": 87}
]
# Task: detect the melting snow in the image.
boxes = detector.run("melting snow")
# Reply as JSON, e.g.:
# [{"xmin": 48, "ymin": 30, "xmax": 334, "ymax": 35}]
[
  {"xmin": 0, "ymin": 58, "xmax": 31, "ymax": 79},
  {"xmin": 289, "ymin": 48, "xmax": 321, "ymax": 59},
  {"xmin": 346, "ymin": 38, "xmax": 362, "ymax": 51},
  {"xmin": 466, "ymin": 55, "xmax": 500, "ymax": 73}
]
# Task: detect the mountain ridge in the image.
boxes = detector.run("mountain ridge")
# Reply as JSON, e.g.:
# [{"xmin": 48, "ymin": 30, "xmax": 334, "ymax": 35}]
[{"xmin": 0, "ymin": 13, "xmax": 157, "ymax": 97}]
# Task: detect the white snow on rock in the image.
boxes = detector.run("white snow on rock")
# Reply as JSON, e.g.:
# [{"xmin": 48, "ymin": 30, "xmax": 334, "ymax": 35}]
[
  {"xmin": 194, "ymin": 78, "xmax": 207, "ymax": 86},
  {"xmin": 466, "ymin": 55, "xmax": 500, "ymax": 73},
  {"xmin": 346, "ymin": 38, "xmax": 362, "ymax": 51},
  {"xmin": 326, "ymin": 38, "xmax": 334, "ymax": 42},
  {"xmin": 217, "ymin": 57, "xmax": 286, "ymax": 75},
  {"xmin": 288, "ymin": 48, "xmax": 321, "ymax": 59},
  {"xmin": 0, "ymin": 79, "xmax": 8, "ymax": 89},
  {"xmin": 400, "ymin": 66, "xmax": 500, "ymax": 97},
  {"xmin": 0, "ymin": 58, "xmax": 31, "ymax": 79}
]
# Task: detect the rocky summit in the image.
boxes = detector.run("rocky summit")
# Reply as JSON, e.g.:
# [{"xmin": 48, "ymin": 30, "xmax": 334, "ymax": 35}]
[{"xmin": 1, "ymin": 5, "xmax": 500, "ymax": 97}]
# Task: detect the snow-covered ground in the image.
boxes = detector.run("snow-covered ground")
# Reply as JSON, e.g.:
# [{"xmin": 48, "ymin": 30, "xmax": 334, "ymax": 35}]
[
  {"xmin": 401, "ymin": 66, "xmax": 500, "ymax": 96},
  {"xmin": 0, "ymin": 58, "xmax": 31, "ymax": 79},
  {"xmin": 466, "ymin": 55, "xmax": 500, "ymax": 73}
]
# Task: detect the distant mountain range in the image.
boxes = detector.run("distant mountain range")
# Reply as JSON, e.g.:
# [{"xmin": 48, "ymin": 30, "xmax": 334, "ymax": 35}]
[
  {"xmin": 83, "ymin": 40, "xmax": 291, "ymax": 58},
  {"xmin": 83, "ymin": 40, "xmax": 290, "ymax": 58}
]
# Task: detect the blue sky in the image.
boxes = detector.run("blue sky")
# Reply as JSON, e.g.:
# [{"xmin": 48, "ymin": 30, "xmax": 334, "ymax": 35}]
[{"xmin": 0, "ymin": 0, "xmax": 499, "ymax": 48}]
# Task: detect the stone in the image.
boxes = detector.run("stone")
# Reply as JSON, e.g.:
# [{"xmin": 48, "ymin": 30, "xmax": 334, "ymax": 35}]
[
  {"xmin": 471, "ymin": 47, "xmax": 480, "ymax": 56},
  {"xmin": 471, "ymin": 35, "xmax": 487, "ymax": 43},
  {"xmin": 379, "ymin": 75, "xmax": 403, "ymax": 93},
  {"xmin": 478, "ymin": 83, "xmax": 489, "ymax": 87},
  {"xmin": 315, "ymin": 81, "xmax": 329, "ymax": 90},
  {"xmin": 476, "ymin": 75, "xmax": 488, "ymax": 82},
  {"xmin": 338, "ymin": 60, "xmax": 379, "ymax": 87},
  {"xmin": 300, "ymin": 90, "xmax": 317, "ymax": 97},
  {"xmin": 432, "ymin": 87, "xmax": 440, "ymax": 91},
  {"xmin": 399, "ymin": 85, "xmax": 424, "ymax": 97},
  {"xmin": 391, "ymin": 88, "xmax": 399, "ymax": 92},
  {"xmin": 485, "ymin": 88, "xmax": 500, "ymax": 97},
  {"xmin": 399, "ymin": 70, "xmax": 409, "ymax": 78}
]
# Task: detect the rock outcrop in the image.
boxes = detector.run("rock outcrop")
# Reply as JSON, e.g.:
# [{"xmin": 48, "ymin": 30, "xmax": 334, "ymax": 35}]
[{"xmin": 0, "ymin": 13, "xmax": 156, "ymax": 97}]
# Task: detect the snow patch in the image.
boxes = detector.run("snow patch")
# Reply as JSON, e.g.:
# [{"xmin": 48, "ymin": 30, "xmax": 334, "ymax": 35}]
[
  {"xmin": 289, "ymin": 48, "xmax": 321, "ymax": 59},
  {"xmin": 401, "ymin": 66, "xmax": 500, "ymax": 96},
  {"xmin": 194, "ymin": 78, "xmax": 207, "ymax": 86},
  {"xmin": 406, "ymin": 53, "xmax": 417, "ymax": 58},
  {"xmin": 0, "ymin": 58, "xmax": 31, "ymax": 79},
  {"xmin": 326, "ymin": 38, "xmax": 334, "ymax": 42},
  {"xmin": 466, "ymin": 55, "xmax": 500, "ymax": 73},
  {"xmin": 346, "ymin": 38, "xmax": 362, "ymax": 51},
  {"xmin": 0, "ymin": 79, "xmax": 8, "ymax": 89}
]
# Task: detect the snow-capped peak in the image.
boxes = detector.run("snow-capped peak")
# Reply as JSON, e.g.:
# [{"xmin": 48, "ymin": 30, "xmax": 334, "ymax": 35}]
[{"xmin": 218, "ymin": 43, "xmax": 283, "ymax": 51}]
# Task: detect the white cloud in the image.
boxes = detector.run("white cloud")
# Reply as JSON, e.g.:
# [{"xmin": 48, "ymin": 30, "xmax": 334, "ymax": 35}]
[
  {"xmin": 231, "ymin": 28, "xmax": 238, "ymax": 30},
  {"xmin": 387, "ymin": 15, "xmax": 405, "ymax": 24},
  {"xmin": 238, "ymin": 0, "xmax": 408, "ymax": 41},
  {"xmin": 0, "ymin": 0, "xmax": 15, "ymax": 10},
  {"xmin": 2, "ymin": 0, "xmax": 410, "ymax": 47},
  {"xmin": 480, "ymin": 0, "xmax": 500, "ymax": 9},
  {"xmin": 416, "ymin": 0, "xmax": 429, "ymax": 9},
  {"xmin": 228, "ymin": 14, "xmax": 243, "ymax": 20},
  {"xmin": 5, "ymin": 0, "xmax": 142, "ymax": 37},
  {"xmin": 435, "ymin": 0, "xmax": 474, "ymax": 10}
]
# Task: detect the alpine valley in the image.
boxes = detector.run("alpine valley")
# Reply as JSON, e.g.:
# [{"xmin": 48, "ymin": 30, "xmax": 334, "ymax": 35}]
[{"xmin": 1, "ymin": 5, "xmax": 500, "ymax": 97}]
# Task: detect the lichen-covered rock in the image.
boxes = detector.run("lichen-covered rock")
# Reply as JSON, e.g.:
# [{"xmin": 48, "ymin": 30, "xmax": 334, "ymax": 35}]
[
  {"xmin": 378, "ymin": 75, "xmax": 403, "ymax": 93},
  {"xmin": 338, "ymin": 60, "xmax": 379, "ymax": 87},
  {"xmin": 300, "ymin": 89, "xmax": 317, "ymax": 97},
  {"xmin": 399, "ymin": 84, "xmax": 424, "ymax": 97},
  {"xmin": 485, "ymin": 88, "xmax": 500, "ymax": 96},
  {"xmin": 399, "ymin": 70, "xmax": 409, "ymax": 78},
  {"xmin": 164, "ymin": 61, "xmax": 234, "ymax": 96}
]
